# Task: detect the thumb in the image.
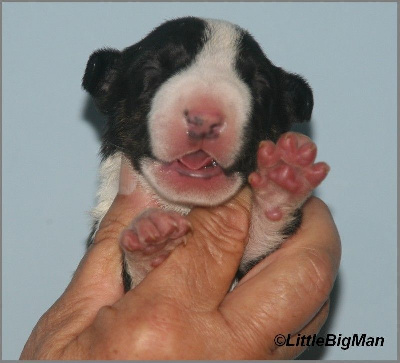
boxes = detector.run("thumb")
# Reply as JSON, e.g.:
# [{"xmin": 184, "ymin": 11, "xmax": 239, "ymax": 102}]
[
  {"xmin": 59, "ymin": 157, "xmax": 157, "ymax": 327},
  {"xmin": 70, "ymin": 156, "xmax": 157, "ymax": 302},
  {"xmin": 134, "ymin": 186, "xmax": 252, "ymax": 310},
  {"xmin": 20, "ymin": 157, "xmax": 156, "ymax": 359}
]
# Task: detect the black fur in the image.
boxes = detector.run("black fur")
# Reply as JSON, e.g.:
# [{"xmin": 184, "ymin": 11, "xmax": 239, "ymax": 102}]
[
  {"xmin": 83, "ymin": 17, "xmax": 207, "ymax": 170},
  {"xmin": 225, "ymin": 30, "xmax": 313, "ymax": 179},
  {"xmin": 83, "ymin": 17, "xmax": 313, "ymax": 178},
  {"xmin": 82, "ymin": 48, "xmax": 121, "ymax": 102},
  {"xmin": 85, "ymin": 221, "xmax": 99, "ymax": 248},
  {"xmin": 122, "ymin": 257, "xmax": 133, "ymax": 291},
  {"xmin": 281, "ymin": 208, "xmax": 303, "ymax": 237},
  {"xmin": 83, "ymin": 17, "xmax": 314, "ymax": 288}
]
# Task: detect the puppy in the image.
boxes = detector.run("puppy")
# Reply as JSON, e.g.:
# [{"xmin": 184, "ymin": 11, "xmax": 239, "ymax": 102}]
[{"xmin": 82, "ymin": 17, "xmax": 329, "ymax": 290}]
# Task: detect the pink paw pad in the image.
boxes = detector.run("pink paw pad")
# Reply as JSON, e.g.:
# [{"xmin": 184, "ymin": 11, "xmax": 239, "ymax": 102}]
[
  {"xmin": 249, "ymin": 132, "xmax": 329, "ymax": 221},
  {"xmin": 120, "ymin": 209, "xmax": 191, "ymax": 266}
]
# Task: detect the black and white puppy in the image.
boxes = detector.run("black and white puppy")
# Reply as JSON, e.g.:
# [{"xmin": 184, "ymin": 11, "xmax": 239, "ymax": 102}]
[{"xmin": 82, "ymin": 17, "xmax": 329, "ymax": 290}]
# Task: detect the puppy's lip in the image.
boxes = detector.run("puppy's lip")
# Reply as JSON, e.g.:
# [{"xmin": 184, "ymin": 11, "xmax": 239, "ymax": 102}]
[
  {"xmin": 178, "ymin": 150, "xmax": 215, "ymax": 170},
  {"xmin": 160, "ymin": 150, "xmax": 222, "ymax": 178},
  {"xmin": 171, "ymin": 160, "xmax": 223, "ymax": 178},
  {"xmin": 151, "ymin": 150, "xmax": 223, "ymax": 179}
]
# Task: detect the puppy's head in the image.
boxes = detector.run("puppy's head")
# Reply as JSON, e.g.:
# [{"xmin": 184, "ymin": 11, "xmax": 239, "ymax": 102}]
[{"xmin": 83, "ymin": 17, "xmax": 313, "ymax": 206}]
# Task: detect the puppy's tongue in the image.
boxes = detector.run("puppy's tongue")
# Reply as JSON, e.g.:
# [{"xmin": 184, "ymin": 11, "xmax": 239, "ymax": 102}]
[{"xmin": 179, "ymin": 150, "xmax": 214, "ymax": 170}]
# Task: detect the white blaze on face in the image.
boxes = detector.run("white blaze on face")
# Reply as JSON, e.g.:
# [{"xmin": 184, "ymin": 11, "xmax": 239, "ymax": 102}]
[
  {"xmin": 147, "ymin": 19, "xmax": 252, "ymax": 167},
  {"xmin": 141, "ymin": 19, "xmax": 252, "ymax": 206}
]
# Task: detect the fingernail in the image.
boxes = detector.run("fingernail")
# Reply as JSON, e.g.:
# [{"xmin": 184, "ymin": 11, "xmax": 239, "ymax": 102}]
[{"xmin": 119, "ymin": 156, "xmax": 137, "ymax": 195}]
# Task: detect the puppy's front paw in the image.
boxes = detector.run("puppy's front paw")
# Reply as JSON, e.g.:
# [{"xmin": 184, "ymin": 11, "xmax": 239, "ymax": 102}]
[
  {"xmin": 249, "ymin": 132, "xmax": 329, "ymax": 221},
  {"xmin": 120, "ymin": 209, "xmax": 191, "ymax": 287}
]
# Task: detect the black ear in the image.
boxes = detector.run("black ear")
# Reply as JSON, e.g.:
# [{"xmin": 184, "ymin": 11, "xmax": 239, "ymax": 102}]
[
  {"xmin": 82, "ymin": 48, "xmax": 121, "ymax": 98},
  {"xmin": 278, "ymin": 69, "xmax": 314, "ymax": 123}
]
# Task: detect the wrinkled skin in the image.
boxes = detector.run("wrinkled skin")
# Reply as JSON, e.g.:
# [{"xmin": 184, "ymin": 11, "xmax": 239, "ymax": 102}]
[{"xmin": 20, "ymin": 162, "xmax": 340, "ymax": 360}]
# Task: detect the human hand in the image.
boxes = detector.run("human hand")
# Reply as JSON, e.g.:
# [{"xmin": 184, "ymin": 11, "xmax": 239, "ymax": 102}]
[{"xmin": 20, "ymin": 159, "xmax": 340, "ymax": 360}]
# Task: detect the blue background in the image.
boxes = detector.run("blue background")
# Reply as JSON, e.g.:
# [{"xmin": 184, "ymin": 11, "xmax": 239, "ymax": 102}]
[{"xmin": 2, "ymin": 2, "xmax": 397, "ymax": 359}]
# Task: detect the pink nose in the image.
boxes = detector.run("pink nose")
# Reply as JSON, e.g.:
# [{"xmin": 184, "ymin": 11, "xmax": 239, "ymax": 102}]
[{"xmin": 184, "ymin": 109, "xmax": 224, "ymax": 140}]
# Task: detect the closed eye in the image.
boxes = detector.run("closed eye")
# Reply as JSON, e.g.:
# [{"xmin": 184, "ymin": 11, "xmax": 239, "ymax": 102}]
[
  {"xmin": 142, "ymin": 65, "xmax": 160, "ymax": 73},
  {"xmin": 254, "ymin": 74, "xmax": 271, "ymax": 90}
]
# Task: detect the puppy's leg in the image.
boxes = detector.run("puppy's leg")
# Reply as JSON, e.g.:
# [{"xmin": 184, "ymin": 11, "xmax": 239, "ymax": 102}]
[
  {"xmin": 120, "ymin": 208, "xmax": 192, "ymax": 289},
  {"xmin": 239, "ymin": 132, "xmax": 329, "ymax": 276}
]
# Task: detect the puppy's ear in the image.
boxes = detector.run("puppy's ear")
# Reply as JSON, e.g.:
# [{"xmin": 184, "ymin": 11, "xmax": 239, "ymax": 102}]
[
  {"xmin": 82, "ymin": 48, "xmax": 121, "ymax": 99},
  {"xmin": 278, "ymin": 69, "xmax": 314, "ymax": 123}
]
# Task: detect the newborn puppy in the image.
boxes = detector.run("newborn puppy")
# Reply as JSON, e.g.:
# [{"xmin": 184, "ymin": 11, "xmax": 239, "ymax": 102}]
[{"xmin": 82, "ymin": 17, "xmax": 329, "ymax": 290}]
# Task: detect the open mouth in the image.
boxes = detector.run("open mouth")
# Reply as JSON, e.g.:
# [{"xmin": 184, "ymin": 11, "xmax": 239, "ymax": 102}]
[
  {"xmin": 168, "ymin": 150, "xmax": 223, "ymax": 178},
  {"xmin": 141, "ymin": 149, "xmax": 243, "ymax": 205}
]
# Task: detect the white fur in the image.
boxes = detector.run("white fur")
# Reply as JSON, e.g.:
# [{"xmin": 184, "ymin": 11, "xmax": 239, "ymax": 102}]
[
  {"xmin": 134, "ymin": 19, "xmax": 253, "ymax": 208},
  {"xmin": 140, "ymin": 157, "xmax": 244, "ymax": 207},
  {"xmin": 147, "ymin": 19, "xmax": 252, "ymax": 167},
  {"xmin": 242, "ymin": 188, "xmax": 310, "ymax": 269},
  {"xmin": 90, "ymin": 152, "xmax": 122, "ymax": 225},
  {"xmin": 90, "ymin": 153, "xmax": 192, "ymax": 229},
  {"xmin": 89, "ymin": 18, "xmax": 303, "ymax": 288}
]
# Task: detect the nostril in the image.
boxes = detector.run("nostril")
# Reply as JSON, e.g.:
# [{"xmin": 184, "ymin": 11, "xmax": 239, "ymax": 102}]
[
  {"xmin": 187, "ymin": 115, "xmax": 204, "ymax": 127},
  {"xmin": 184, "ymin": 107, "xmax": 224, "ymax": 126},
  {"xmin": 184, "ymin": 108, "xmax": 223, "ymax": 123},
  {"xmin": 209, "ymin": 121, "xmax": 223, "ymax": 133},
  {"xmin": 185, "ymin": 114, "xmax": 225, "ymax": 139},
  {"xmin": 210, "ymin": 120, "xmax": 223, "ymax": 128}
]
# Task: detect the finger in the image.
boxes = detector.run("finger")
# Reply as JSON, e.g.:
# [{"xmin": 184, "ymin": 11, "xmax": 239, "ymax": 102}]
[
  {"xmin": 272, "ymin": 300, "xmax": 330, "ymax": 359},
  {"xmin": 21, "ymin": 157, "xmax": 156, "ymax": 359},
  {"xmin": 44, "ymin": 158, "xmax": 157, "ymax": 340},
  {"xmin": 220, "ymin": 198, "xmax": 340, "ymax": 351},
  {"xmin": 130, "ymin": 186, "xmax": 252, "ymax": 310},
  {"xmin": 60, "ymin": 186, "xmax": 252, "ymax": 359}
]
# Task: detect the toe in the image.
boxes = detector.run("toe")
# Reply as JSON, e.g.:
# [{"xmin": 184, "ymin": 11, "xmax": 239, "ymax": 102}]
[
  {"xmin": 305, "ymin": 162, "xmax": 330, "ymax": 187},
  {"xmin": 257, "ymin": 140, "xmax": 279, "ymax": 167},
  {"xmin": 296, "ymin": 142, "xmax": 317, "ymax": 166},
  {"xmin": 277, "ymin": 132, "xmax": 298, "ymax": 155},
  {"xmin": 269, "ymin": 164, "xmax": 299, "ymax": 193},
  {"xmin": 143, "ymin": 241, "xmax": 168, "ymax": 255},
  {"xmin": 148, "ymin": 212, "xmax": 179, "ymax": 239},
  {"xmin": 135, "ymin": 218, "xmax": 161, "ymax": 244},
  {"xmin": 120, "ymin": 229, "xmax": 143, "ymax": 252},
  {"xmin": 248, "ymin": 171, "xmax": 264, "ymax": 188},
  {"xmin": 169, "ymin": 218, "xmax": 192, "ymax": 239}
]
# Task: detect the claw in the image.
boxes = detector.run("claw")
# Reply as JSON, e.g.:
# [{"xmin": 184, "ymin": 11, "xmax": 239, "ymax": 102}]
[
  {"xmin": 278, "ymin": 132, "xmax": 298, "ymax": 153},
  {"xmin": 297, "ymin": 143, "xmax": 317, "ymax": 166}
]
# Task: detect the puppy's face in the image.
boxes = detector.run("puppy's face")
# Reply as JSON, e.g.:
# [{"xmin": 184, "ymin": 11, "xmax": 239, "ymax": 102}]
[{"xmin": 83, "ymin": 17, "xmax": 313, "ymax": 206}]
